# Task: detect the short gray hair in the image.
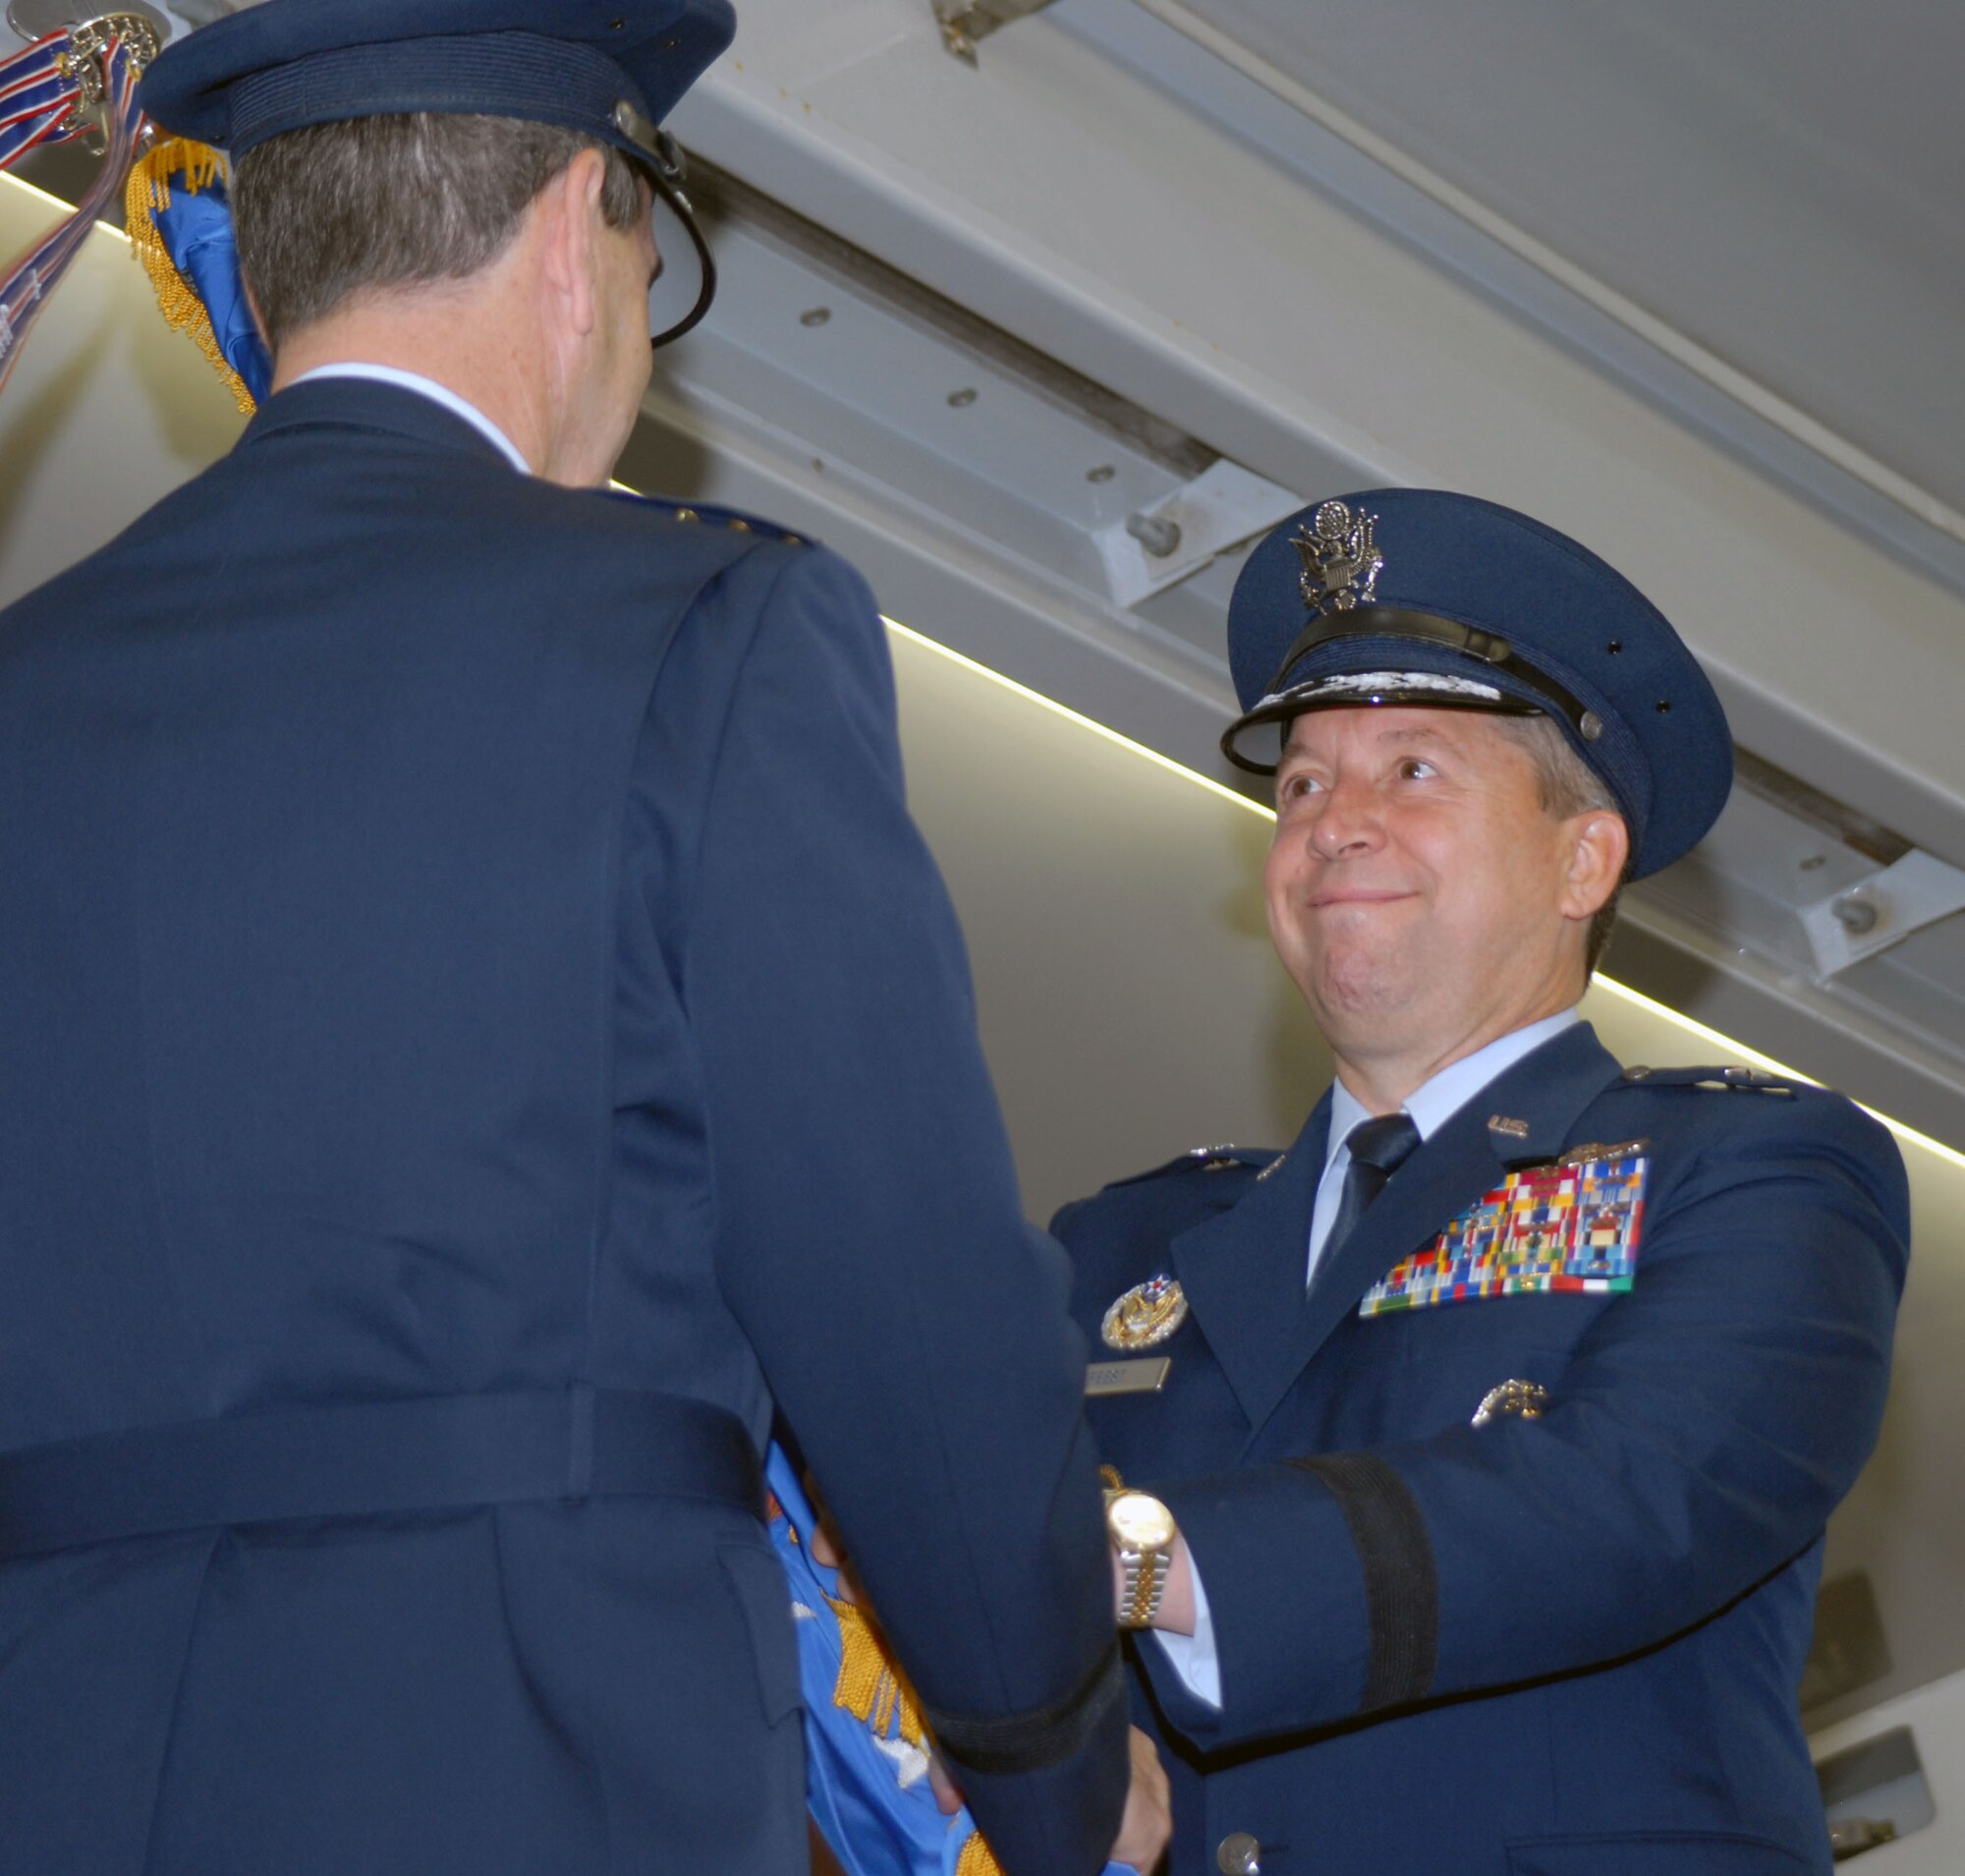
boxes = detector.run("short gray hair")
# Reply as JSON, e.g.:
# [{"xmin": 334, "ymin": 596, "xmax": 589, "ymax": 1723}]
[
  {"xmin": 1492, "ymin": 711, "xmax": 1628, "ymax": 976},
  {"xmin": 233, "ymin": 113, "xmax": 646, "ymax": 352}
]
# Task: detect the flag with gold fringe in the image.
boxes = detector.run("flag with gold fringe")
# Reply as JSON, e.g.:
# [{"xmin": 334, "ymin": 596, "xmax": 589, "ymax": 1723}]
[
  {"xmin": 766, "ymin": 1444, "xmax": 1129, "ymax": 1876},
  {"xmin": 125, "ymin": 133, "xmax": 268, "ymax": 411}
]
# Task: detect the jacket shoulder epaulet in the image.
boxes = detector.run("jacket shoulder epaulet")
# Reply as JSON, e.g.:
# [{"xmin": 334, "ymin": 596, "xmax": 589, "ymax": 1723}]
[
  {"xmin": 1101, "ymin": 1144, "xmax": 1280, "ymax": 1191},
  {"xmin": 603, "ymin": 488, "xmax": 813, "ymax": 547}
]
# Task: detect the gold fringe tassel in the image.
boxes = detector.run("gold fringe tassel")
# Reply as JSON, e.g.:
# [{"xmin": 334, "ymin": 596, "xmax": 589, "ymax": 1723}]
[
  {"xmin": 827, "ymin": 1594, "xmax": 926, "ymax": 1747},
  {"xmin": 828, "ymin": 1593, "xmax": 1003, "ymax": 1873},
  {"xmin": 126, "ymin": 136, "xmax": 255, "ymax": 413},
  {"xmin": 954, "ymin": 1830, "xmax": 1006, "ymax": 1876}
]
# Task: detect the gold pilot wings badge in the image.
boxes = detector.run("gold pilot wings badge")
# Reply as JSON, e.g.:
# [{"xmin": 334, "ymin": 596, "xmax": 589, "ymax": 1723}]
[
  {"xmin": 1359, "ymin": 1146, "xmax": 1649, "ymax": 1317},
  {"xmin": 1101, "ymin": 1276, "xmax": 1189, "ymax": 1350}
]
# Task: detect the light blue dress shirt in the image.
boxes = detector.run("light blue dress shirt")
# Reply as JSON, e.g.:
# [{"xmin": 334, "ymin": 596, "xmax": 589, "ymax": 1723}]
[
  {"xmin": 1155, "ymin": 1007, "xmax": 1583, "ymax": 1706},
  {"xmin": 290, "ymin": 364, "xmax": 533, "ymax": 475}
]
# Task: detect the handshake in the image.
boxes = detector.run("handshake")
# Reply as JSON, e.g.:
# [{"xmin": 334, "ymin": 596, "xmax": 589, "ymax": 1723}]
[{"xmin": 773, "ymin": 1446, "xmax": 1175, "ymax": 1876}]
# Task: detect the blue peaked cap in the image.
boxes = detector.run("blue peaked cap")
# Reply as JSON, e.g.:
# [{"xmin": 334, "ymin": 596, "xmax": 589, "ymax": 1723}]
[
  {"xmin": 139, "ymin": 0, "xmax": 735, "ymax": 160},
  {"xmin": 1222, "ymin": 488, "xmax": 1732, "ymax": 880}
]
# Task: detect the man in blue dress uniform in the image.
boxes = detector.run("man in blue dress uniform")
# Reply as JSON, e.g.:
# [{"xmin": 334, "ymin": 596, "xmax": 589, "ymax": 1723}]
[
  {"xmin": 0, "ymin": 4, "xmax": 1154, "ymax": 1869},
  {"xmin": 1060, "ymin": 490, "xmax": 1908, "ymax": 1874}
]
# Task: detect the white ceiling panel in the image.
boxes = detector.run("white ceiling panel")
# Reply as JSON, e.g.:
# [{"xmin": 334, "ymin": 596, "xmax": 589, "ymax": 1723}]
[{"xmin": 1172, "ymin": 0, "xmax": 1965, "ymax": 521}]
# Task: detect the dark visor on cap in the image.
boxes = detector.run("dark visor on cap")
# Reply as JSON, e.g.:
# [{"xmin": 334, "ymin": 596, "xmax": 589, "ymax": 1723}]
[{"xmin": 1219, "ymin": 605, "xmax": 1608, "ymax": 775}]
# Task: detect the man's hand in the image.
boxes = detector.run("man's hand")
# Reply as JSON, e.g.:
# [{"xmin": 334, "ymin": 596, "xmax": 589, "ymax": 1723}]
[
  {"xmin": 1109, "ymin": 1726, "xmax": 1173, "ymax": 1874},
  {"xmin": 805, "ymin": 1490, "xmax": 870, "ymax": 1608},
  {"xmin": 810, "ymin": 1473, "xmax": 1170, "ymax": 1866}
]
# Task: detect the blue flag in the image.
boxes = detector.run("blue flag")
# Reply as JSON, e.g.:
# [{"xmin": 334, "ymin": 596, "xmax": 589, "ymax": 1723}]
[{"xmin": 767, "ymin": 1444, "xmax": 1129, "ymax": 1876}]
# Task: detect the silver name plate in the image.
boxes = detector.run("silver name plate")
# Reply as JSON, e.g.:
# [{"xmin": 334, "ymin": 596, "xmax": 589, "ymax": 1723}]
[{"xmin": 1086, "ymin": 1357, "xmax": 1171, "ymax": 1397}]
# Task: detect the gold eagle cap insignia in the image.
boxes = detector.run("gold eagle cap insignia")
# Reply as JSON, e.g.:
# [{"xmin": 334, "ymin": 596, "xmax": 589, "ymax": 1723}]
[
  {"xmin": 1293, "ymin": 499, "xmax": 1383, "ymax": 614},
  {"xmin": 1101, "ymin": 1276, "xmax": 1189, "ymax": 1352}
]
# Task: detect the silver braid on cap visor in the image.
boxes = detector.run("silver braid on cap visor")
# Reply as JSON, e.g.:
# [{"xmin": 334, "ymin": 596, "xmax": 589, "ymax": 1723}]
[{"xmin": 1219, "ymin": 604, "xmax": 1607, "ymax": 775}]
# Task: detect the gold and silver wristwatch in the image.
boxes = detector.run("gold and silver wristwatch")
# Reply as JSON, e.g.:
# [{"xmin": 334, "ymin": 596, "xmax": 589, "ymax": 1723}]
[{"xmin": 1105, "ymin": 1487, "xmax": 1178, "ymax": 1629}]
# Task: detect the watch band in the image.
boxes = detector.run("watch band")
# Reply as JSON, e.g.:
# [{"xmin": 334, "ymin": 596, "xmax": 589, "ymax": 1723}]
[{"xmin": 1120, "ymin": 1545, "xmax": 1171, "ymax": 1628}]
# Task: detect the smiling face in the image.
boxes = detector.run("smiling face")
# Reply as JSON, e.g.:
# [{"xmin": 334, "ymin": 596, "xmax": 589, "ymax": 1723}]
[{"xmin": 1265, "ymin": 706, "xmax": 1627, "ymax": 1098}]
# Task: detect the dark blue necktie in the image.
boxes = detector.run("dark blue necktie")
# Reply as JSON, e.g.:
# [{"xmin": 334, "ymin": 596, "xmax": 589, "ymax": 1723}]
[{"xmin": 1324, "ymin": 1111, "xmax": 1423, "ymax": 1262}]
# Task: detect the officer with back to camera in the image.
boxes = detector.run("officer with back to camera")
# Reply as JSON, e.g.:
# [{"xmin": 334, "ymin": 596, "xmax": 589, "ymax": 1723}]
[
  {"xmin": 1060, "ymin": 489, "xmax": 1907, "ymax": 1875},
  {"xmin": 0, "ymin": 3, "xmax": 1168, "ymax": 1870}
]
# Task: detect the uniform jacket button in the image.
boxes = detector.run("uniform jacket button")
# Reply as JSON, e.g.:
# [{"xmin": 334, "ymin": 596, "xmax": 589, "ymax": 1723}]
[{"xmin": 1217, "ymin": 1832, "xmax": 1263, "ymax": 1875}]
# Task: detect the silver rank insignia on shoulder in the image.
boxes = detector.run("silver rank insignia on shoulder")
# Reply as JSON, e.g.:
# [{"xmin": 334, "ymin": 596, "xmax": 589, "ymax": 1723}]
[
  {"xmin": 1188, "ymin": 1143, "xmax": 1242, "ymax": 1171},
  {"xmin": 1473, "ymin": 1379, "xmax": 1549, "ymax": 1428},
  {"xmin": 1101, "ymin": 1276, "xmax": 1188, "ymax": 1351}
]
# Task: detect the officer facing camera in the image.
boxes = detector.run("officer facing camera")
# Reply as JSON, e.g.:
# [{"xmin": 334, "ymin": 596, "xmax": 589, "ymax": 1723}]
[{"xmin": 1060, "ymin": 488, "xmax": 1907, "ymax": 1876}]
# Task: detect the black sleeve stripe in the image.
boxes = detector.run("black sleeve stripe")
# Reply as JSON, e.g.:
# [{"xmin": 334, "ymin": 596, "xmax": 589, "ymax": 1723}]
[
  {"xmin": 1288, "ymin": 1451, "xmax": 1438, "ymax": 1711},
  {"xmin": 923, "ymin": 1639, "xmax": 1125, "ymax": 1776}
]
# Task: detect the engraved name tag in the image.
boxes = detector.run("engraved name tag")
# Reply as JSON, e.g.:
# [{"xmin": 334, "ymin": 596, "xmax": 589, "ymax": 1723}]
[{"xmin": 1086, "ymin": 1357, "xmax": 1171, "ymax": 1397}]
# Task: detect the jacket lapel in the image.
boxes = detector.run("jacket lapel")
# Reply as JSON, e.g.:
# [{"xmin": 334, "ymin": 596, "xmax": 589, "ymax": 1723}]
[
  {"xmin": 1178, "ymin": 1023, "xmax": 1627, "ymax": 1439},
  {"xmin": 1169, "ymin": 1095, "xmax": 1330, "ymax": 1433}
]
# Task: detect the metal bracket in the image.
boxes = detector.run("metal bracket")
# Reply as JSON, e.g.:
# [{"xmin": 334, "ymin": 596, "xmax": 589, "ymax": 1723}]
[
  {"xmin": 1798, "ymin": 847, "xmax": 1965, "ymax": 979},
  {"xmin": 7, "ymin": 0, "xmax": 168, "ymax": 45},
  {"xmin": 1094, "ymin": 458, "xmax": 1301, "ymax": 608},
  {"xmin": 931, "ymin": 0, "xmax": 1059, "ymax": 65},
  {"xmin": 7, "ymin": 4, "xmax": 165, "ymax": 148}
]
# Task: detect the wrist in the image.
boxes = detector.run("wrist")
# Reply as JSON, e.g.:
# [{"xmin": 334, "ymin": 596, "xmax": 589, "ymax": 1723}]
[{"xmin": 1105, "ymin": 1488, "xmax": 1178, "ymax": 1630}]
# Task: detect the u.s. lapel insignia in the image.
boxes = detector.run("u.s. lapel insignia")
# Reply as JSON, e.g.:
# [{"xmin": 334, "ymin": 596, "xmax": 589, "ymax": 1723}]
[
  {"xmin": 1358, "ymin": 1146, "xmax": 1650, "ymax": 1317},
  {"xmin": 1101, "ymin": 1275, "xmax": 1189, "ymax": 1350}
]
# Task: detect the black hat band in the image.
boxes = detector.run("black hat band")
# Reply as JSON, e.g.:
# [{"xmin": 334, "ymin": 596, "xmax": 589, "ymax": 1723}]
[{"xmin": 1221, "ymin": 603, "xmax": 1606, "ymax": 776}]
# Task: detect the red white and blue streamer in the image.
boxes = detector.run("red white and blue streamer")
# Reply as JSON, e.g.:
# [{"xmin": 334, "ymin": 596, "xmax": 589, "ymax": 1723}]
[
  {"xmin": 0, "ymin": 21, "xmax": 149, "ymax": 395},
  {"xmin": 0, "ymin": 28, "xmax": 87, "ymax": 171}
]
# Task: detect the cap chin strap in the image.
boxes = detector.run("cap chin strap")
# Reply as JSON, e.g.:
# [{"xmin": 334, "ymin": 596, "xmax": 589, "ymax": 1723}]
[
  {"xmin": 647, "ymin": 174, "xmax": 714, "ymax": 346},
  {"xmin": 611, "ymin": 102, "xmax": 715, "ymax": 347},
  {"xmin": 1220, "ymin": 603, "xmax": 1603, "ymax": 775}
]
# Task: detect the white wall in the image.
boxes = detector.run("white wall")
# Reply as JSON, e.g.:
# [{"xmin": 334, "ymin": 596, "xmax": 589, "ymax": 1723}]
[{"xmin": 1811, "ymin": 1670, "xmax": 1965, "ymax": 1872}]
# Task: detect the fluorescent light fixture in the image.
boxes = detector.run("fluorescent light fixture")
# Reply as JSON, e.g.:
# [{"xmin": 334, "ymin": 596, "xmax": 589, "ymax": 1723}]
[
  {"xmin": 882, "ymin": 617, "xmax": 1269, "ymax": 823},
  {"xmin": 1, "ymin": 173, "xmax": 71, "ymax": 217}
]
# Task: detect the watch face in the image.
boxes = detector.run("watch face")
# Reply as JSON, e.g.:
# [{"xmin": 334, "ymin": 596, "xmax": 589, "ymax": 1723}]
[{"xmin": 1109, "ymin": 1492, "xmax": 1175, "ymax": 1552}]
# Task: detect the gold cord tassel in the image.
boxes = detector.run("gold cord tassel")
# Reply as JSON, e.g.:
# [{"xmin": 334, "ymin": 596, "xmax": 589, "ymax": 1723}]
[
  {"xmin": 126, "ymin": 136, "xmax": 255, "ymax": 413},
  {"xmin": 954, "ymin": 1830, "xmax": 1006, "ymax": 1876},
  {"xmin": 829, "ymin": 1592, "xmax": 1005, "ymax": 1872},
  {"xmin": 826, "ymin": 1594, "xmax": 926, "ymax": 1747}
]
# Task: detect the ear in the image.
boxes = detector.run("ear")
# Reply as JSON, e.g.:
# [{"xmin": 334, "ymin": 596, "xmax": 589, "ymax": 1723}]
[
  {"xmin": 537, "ymin": 147, "xmax": 611, "ymax": 340},
  {"xmin": 1557, "ymin": 809, "xmax": 1630, "ymax": 923},
  {"xmin": 240, "ymin": 271, "xmax": 271, "ymax": 350}
]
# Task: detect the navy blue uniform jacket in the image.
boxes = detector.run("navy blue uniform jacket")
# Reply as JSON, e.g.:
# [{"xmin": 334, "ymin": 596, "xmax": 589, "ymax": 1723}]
[
  {"xmin": 0, "ymin": 380, "xmax": 1125, "ymax": 1874},
  {"xmin": 1057, "ymin": 1023, "xmax": 1907, "ymax": 1876}
]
